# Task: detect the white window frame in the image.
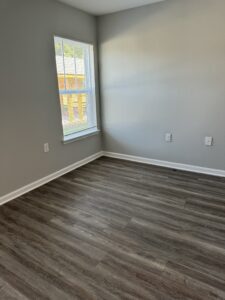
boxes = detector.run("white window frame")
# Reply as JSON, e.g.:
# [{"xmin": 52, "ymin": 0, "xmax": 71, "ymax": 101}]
[{"xmin": 54, "ymin": 36, "xmax": 99, "ymax": 143}]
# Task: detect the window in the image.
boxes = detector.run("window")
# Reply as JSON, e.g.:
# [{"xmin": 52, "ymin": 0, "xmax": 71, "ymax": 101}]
[{"xmin": 54, "ymin": 36, "xmax": 98, "ymax": 141}]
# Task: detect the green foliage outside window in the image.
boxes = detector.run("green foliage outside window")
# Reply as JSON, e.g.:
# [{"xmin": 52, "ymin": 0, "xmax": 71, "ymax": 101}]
[{"xmin": 55, "ymin": 42, "xmax": 84, "ymax": 58}]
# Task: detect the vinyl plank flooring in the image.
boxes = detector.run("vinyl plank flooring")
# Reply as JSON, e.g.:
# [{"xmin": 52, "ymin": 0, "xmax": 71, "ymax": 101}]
[{"xmin": 0, "ymin": 156, "xmax": 225, "ymax": 299}]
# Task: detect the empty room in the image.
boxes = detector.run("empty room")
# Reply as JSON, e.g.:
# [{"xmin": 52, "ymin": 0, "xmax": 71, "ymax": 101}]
[{"xmin": 1, "ymin": 0, "xmax": 225, "ymax": 299}]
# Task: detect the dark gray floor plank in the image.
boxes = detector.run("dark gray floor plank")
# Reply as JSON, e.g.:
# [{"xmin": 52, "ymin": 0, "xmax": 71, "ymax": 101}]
[{"xmin": 0, "ymin": 156, "xmax": 225, "ymax": 299}]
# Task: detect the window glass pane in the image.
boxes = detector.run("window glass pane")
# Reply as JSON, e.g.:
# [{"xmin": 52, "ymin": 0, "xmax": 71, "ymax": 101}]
[
  {"xmin": 74, "ymin": 45, "xmax": 86, "ymax": 91},
  {"xmin": 55, "ymin": 39, "xmax": 66, "ymax": 90},
  {"xmin": 54, "ymin": 36, "xmax": 97, "ymax": 138},
  {"xmin": 63, "ymin": 40, "xmax": 76, "ymax": 90},
  {"xmin": 74, "ymin": 45, "xmax": 86, "ymax": 90},
  {"xmin": 60, "ymin": 93, "xmax": 89, "ymax": 136}
]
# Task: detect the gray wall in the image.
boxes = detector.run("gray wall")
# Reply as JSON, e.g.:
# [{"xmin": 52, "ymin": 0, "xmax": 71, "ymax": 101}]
[
  {"xmin": 99, "ymin": 0, "xmax": 225, "ymax": 170},
  {"xmin": 0, "ymin": 0, "xmax": 101, "ymax": 197}
]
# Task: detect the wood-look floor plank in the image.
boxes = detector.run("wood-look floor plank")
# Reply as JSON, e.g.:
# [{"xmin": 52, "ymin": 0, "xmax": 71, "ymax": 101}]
[{"xmin": 0, "ymin": 156, "xmax": 225, "ymax": 299}]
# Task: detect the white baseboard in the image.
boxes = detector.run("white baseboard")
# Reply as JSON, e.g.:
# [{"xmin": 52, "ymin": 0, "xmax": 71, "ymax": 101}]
[
  {"xmin": 103, "ymin": 151, "xmax": 225, "ymax": 178},
  {"xmin": 2, "ymin": 150, "xmax": 224, "ymax": 206},
  {"xmin": 0, "ymin": 151, "xmax": 103, "ymax": 206}
]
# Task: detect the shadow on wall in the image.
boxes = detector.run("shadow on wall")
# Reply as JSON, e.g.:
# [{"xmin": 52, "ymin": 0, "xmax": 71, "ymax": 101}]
[
  {"xmin": 99, "ymin": 0, "xmax": 223, "ymax": 43},
  {"xmin": 99, "ymin": 0, "xmax": 225, "ymax": 170},
  {"xmin": 99, "ymin": 0, "xmax": 170, "ymax": 43}
]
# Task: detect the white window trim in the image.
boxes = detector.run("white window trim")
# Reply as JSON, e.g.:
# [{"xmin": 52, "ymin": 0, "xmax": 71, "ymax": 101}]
[
  {"xmin": 63, "ymin": 127, "xmax": 100, "ymax": 144},
  {"xmin": 54, "ymin": 36, "xmax": 99, "ymax": 143}
]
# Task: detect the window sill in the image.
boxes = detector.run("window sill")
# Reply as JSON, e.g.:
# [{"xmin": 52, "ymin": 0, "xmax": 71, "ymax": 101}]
[{"xmin": 62, "ymin": 128, "xmax": 100, "ymax": 144}]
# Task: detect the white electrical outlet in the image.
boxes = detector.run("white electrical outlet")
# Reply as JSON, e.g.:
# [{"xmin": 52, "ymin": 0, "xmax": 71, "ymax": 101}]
[
  {"xmin": 205, "ymin": 136, "xmax": 213, "ymax": 146},
  {"xmin": 165, "ymin": 133, "xmax": 173, "ymax": 143},
  {"xmin": 44, "ymin": 143, "xmax": 50, "ymax": 153}
]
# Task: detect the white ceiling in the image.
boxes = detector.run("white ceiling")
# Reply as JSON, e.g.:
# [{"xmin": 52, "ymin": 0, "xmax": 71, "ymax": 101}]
[{"xmin": 57, "ymin": 0, "xmax": 165, "ymax": 16}]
